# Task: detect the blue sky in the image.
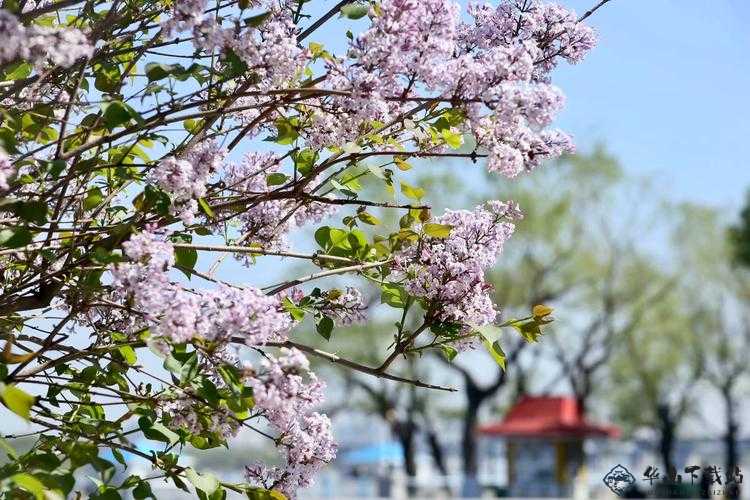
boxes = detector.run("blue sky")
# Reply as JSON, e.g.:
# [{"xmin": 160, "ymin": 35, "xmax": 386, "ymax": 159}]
[{"xmin": 556, "ymin": 0, "xmax": 750, "ymax": 211}]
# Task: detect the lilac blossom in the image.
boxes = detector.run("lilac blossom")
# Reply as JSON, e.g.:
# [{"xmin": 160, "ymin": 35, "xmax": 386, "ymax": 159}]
[
  {"xmin": 393, "ymin": 201, "xmax": 522, "ymax": 344},
  {"xmin": 303, "ymin": 0, "xmax": 595, "ymax": 176},
  {"xmin": 0, "ymin": 9, "xmax": 93, "ymax": 67},
  {"xmin": 245, "ymin": 348, "xmax": 337, "ymax": 497},
  {"xmin": 111, "ymin": 230, "xmax": 292, "ymax": 345},
  {"xmin": 319, "ymin": 287, "xmax": 367, "ymax": 326},
  {"xmin": 158, "ymin": 395, "xmax": 240, "ymax": 440},
  {"xmin": 149, "ymin": 140, "xmax": 225, "ymax": 224},
  {"xmin": 222, "ymin": 152, "xmax": 337, "ymax": 251}
]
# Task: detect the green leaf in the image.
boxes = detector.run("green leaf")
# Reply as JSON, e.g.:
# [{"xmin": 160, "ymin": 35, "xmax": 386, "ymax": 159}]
[
  {"xmin": 423, "ymin": 223, "xmax": 452, "ymax": 238},
  {"xmin": 1, "ymin": 62, "xmax": 32, "ymax": 81},
  {"xmin": 282, "ymin": 297, "xmax": 305, "ymax": 321},
  {"xmin": 179, "ymin": 352, "xmax": 199, "ymax": 383},
  {"xmin": 132, "ymin": 480, "xmax": 154, "ymax": 499},
  {"xmin": 144, "ymin": 62, "xmax": 186, "ymax": 82},
  {"xmin": 475, "ymin": 324, "xmax": 506, "ymax": 368},
  {"xmin": 441, "ymin": 345, "xmax": 458, "ymax": 362},
  {"xmin": 47, "ymin": 159, "xmax": 66, "ymax": 178},
  {"xmin": 514, "ymin": 320, "xmax": 543, "ymax": 343},
  {"xmin": 266, "ymin": 173, "xmax": 288, "ymax": 186},
  {"xmin": 117, "ymin": 345, "xmax": 137, "ymax": 365},
  {"xmin": 92, "ymin": 487, "xmax": 122, "ymax": 500},
  {"xmin": 381, "ymin": 283, "xmax": 407, "ymax": 308},
  {"xmin": 244, "ymin": 11, "xmax": 271, "ymax": 27},
  {"xmin": 94, "ymin": 62, "xmax": 121, "ymax": 93},
  {"xmin": 440, "ymin": 128, "xmax": 464, "ymax": 149},
  {"xmin": 340, "ymin": 3, "xmax": 369, "ymax": 19},
  {"xmin": 245, "ymin": 487, "xmax": 288, "ymax": 500},
  {"xmin": 270, "ymin": 118, "xmax": 299, "ymax": 145},
  {"xmin": 1, "ymin": 383, "xmax": 36, "ymax": 420},
  {"xmin": 138, "ymin": 417, "xmax": 180, "ymax": 445},
  {"xmin": 83, "ymin": 187, "xmax": 104, "ymax": 211},
  {"xmin": 0, "ymin": 227, "xmax": 32, "ymax": 248},
  {"xmin": 347, "ymin": 228, "xmax": 367, "ymax": 249},
  {"xmin": 101, "ymin": 101, "xmax": 143, "ymax": 129},
  {"xmin": 357, "ymin": 211, "xmax": 381, "ymax": 225},
  {"xmin": 217, "ymin": 364, "xmax": 243, "ymax": 394},
  {"xmin": 480, "ymin": 337, "xmax": 506, "ymax": 369},
  {"xmin": 314, "ymin": 226, "xmax": 332, "ymax": 249},
  {"xmin": 400, "ymin": 181, "xmax": 425, "ymax": 200},
  {"xmin": 185, "ymin": 468, "xmax": 220, "ymax": 496},
  {"xmin": 316, "ymin": 316, "xmax": 334, "ymax": 341},
  {"xmin": 0, "ymin": 437, "xmax": 18, "ymax": 459},
  {"xmin": 330, "ymin": 179, "xmax": 358, "ymax": 198},
  {"xmin": 394, "ymin": 157, "xmax": 411, "ymax": 171},
  {"xmin": 11, "ymin": 473, "xmax": 45, "ymax": 500},
  {"xmin": 184, "ymin": 118, "xmax": 202, "ymax": 134},
  {"xmin": 175, "ymin": 246, "xmax": 198, "ymax": 278},
  {"xmin": 198, "ymin": 197, "xmax": 215, "ymax": 219},
  {"xmin": 292, "ymin": 149, "xmax": 318, "ymax": 176},
  {"xmin": 223, "ymin": 49, "xmax": 249, "ymax": 78},
  {"xmin": 13, "ymin": 200, "xmax": 48, "ymax": 225}
]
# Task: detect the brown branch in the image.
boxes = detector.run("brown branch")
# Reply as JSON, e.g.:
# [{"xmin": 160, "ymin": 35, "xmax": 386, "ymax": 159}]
[{"xmin": 259, "ymin": 340, "xmax": 456, "ymax": 392}]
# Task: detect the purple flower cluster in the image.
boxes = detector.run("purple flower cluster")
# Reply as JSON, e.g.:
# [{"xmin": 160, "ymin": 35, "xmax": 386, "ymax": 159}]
[
  {"xmin": 158, "ymin": 395, "xmax": 240, "ymax": 440},
  {"xmin": 111, "ymin": 231, "xmax": 291, "ymax": 345},
  {"xmin": 222, "ymin": 152, "xmax": 337, "ymax": 250},
  {"xmin": 394, "ymin": 201, "xmax": 522, "ymax": 341},
  {"xmin": 304, "ymin": 0, "xmax": 594, "ymax": 174},
  {"xmin": 149, "ymin": 140, "xmax": 225, "ymax": 224},
  {"xmin": 110, "ymin": 233, "xmax": 337, "ymax": 496},
  {"xmin": 156, "ymin": 1, "xmax": 594, "ymax": 178},
  {"xmin": 319, "ymin": 287, "xmax": 368, "ymax": 326},
  {"xmin": 245, "ymin": 348, "xmax": 336, "ymax": 497},
  {"xmin": 163, "ymin": 0, "xmax": 306, "ymax": 92},
  {"xmin": 0, "ymin": 9, "xmax": 93, "ymax": 68}
]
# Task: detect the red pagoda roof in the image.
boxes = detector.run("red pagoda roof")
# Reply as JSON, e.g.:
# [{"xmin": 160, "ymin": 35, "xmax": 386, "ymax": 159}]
[{"xmin": 477, "ymin": 396, "xmax": 620, "ymax": 438}]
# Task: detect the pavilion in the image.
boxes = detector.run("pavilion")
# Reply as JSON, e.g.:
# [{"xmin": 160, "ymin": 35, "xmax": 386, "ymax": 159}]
[{"xmin": 478, "ymin": 396, "xmax": 620, "ymax": 497}]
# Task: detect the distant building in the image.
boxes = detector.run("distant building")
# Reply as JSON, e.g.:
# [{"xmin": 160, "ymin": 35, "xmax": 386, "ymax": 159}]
[{"xmin": 477, "ymin": 396, "xmax": 620, "ymax": 497}]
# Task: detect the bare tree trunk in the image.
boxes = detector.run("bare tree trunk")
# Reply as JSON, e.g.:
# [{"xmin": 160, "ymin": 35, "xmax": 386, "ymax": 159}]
[
  {"xmin": 657, "ymin": 404, "xmax": 676, "ymax": 473},
  {"xmin": 394, "ymin": 419, "xmax": 418, "ymax": 496},
  {"xmin": 722, "ymin": 382, "xmax": 740, "ymax": 499},
  {"xmin": 426, "ymin": 428, "xmax": 452, "ymax": 496},
  {"xmin": 461, "ymin": 386, "xmax": 485, "ymax": 497}
]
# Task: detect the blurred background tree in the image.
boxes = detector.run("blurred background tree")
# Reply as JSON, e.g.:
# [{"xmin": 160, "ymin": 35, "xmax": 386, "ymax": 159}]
[{"xmin": 234, "ymin": 146, "xmax": 750, "ymax": 498}]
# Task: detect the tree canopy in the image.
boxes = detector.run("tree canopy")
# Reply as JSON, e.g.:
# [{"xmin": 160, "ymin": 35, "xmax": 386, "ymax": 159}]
[{"xmin": 0, "ymin": 0, "xmax": 602, "ymax": 497}]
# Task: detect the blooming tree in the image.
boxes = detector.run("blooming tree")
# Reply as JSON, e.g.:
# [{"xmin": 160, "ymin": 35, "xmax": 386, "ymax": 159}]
[{"xmin": 0, "ymin": 0, "xmax": 601, "ymax": 497}]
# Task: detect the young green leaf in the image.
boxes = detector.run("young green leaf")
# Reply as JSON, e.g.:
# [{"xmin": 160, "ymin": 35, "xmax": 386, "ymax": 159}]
[
  {"xmin": 423, "ymin": 223, "xmax": 452, "ymax": 238},
  {"xmin": 1, "ymin": 383, "xmax": 36, "ymax": 420},
  {"xmin": 340, "ymin": 3, "xmax": 369, "ymax": 19}
]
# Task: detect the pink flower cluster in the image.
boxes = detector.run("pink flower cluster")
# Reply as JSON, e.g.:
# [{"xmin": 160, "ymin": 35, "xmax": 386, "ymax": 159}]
[
  {"xmin": 394, "ymin": 201, "xmax": 522, "ymax": 341},
  {"xmin": 0, "ymin": 9, "xmax": 93, "ymax": 67},
  {"xmin": 111, "ymin": 231, "xmax": 291, "ymax": 345},
  {"xmin": 149, "ymin": 140, "xmax": 225, "ymax": 224},
  {"xmin": 245, "ymin": 348, "xmax": 337, "ymax": 497},
  {"xmin": 222, "ymin": 152, "xmax": 337, "ymax": 250}
]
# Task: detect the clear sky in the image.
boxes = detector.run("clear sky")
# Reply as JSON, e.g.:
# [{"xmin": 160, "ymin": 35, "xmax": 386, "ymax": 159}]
[{"xmin": 556, "ymin": 0, "xmax": 750, "ymax": 212}]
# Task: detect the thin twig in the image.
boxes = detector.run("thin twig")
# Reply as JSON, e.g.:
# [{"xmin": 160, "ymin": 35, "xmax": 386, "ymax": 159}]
[{"xmin": 578, "ymin": 0, "xmax": 613, "ymax": 22}]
